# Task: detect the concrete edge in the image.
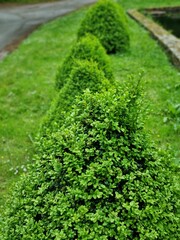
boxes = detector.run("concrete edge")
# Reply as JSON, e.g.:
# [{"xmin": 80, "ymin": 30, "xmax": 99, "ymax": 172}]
[{"xmin": 127, "ymin": 9, "xmax": 180, "ymax": 70}]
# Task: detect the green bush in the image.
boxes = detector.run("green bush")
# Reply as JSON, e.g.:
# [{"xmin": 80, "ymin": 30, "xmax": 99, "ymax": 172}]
[
  {"xmin": 39, "ymin": 59, "xmax": 110, "ymax": 140},
  {"xmin": 78, "ymin": 0, "xmax": 130, "ymax": 54},
  {"xmin": 1, "ymin": 82, "xmax": 179, "ymax": 239},
  {"xmin": 55, "ymin": 33, "xmax": 114, "ymax": 89}
]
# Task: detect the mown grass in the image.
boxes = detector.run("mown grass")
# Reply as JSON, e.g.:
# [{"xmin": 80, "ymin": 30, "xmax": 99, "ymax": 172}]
[
  {"xmin": 120, "ymin": 0, "xmax": 180, "ymax": 9},
  {"xmin": 0, "ymin": 0, "xmax": 179, "ymax": 207}
]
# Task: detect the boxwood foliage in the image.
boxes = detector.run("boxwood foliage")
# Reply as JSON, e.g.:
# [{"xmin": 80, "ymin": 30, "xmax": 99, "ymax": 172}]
[
  {"xmin": 1, "ymin": 82, "xmax": 179, "ymax": 239},
  {"xmin": 55, "ymin": 33, "xmax": 114, "ymax": 90},
  {"xmin": 78, "ymin": 0, "xmax": 130, "ymax": 54},
  {"xmin": 40, "ymin": 59, "xmax": 110, "ymax": 141}
]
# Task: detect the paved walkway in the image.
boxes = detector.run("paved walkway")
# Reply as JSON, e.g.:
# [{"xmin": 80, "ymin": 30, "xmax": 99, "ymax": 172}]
[{"xmin": 0, "ymin": 0, "xmax": 96, "ymax": 60}]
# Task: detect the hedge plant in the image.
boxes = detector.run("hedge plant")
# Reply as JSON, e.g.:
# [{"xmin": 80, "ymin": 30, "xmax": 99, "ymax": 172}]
[
  {"xmin": 55, "ymin": 33, "xmax": 114, "ymax": 89},
  {"xmin": 1, "ymin": 82, "xmax": 179, "ymax": 239},
  {"xmin": 39, "ymin": 59, "xmax": 110, "ymax": 142},
  {"xmin": 78, "ymin": 0, "xmax": 130, "ymax": 54}
]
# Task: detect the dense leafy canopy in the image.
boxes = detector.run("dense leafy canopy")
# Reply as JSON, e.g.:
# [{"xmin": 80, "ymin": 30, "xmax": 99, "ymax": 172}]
[
  {"xmin": 1, "ymin": 83, "xmax": 179, "ymax": 239},
  {"xmin": 40, "ymin": 59, "xmax": 110, "ymax": 140},
  {"xmin": 55, "ymin": 33, "xmax": 114, "ymax": 89},
  {"xmin": 78, "ymin": 0, "xmax": 130, "ymax": 53}
]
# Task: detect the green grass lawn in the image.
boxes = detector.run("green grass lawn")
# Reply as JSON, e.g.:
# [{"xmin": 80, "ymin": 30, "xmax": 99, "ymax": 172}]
[
  {"xmin": 0, "ymin": 0, "xmax": 179, "ymax": 208},
  {"xmin": 120, "ymin": 0, "xmax": 180, "ymax": 9}
]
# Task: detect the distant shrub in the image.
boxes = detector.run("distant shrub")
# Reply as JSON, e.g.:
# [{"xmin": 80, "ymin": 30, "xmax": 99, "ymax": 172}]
[
  {"xmin": 55, "ymin": 33, "xmax": 114, "ymax": 89},
  {"xmin": 78, "ymin": 0, "xmax": 130, "ymax": 54},
  {"xmin": 1, "ymin": 82, "xmax": 179, "ymax": 239}
]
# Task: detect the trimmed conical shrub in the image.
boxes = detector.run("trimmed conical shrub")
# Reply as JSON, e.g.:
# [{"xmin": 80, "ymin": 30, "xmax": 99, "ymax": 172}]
[
  {"xmin": 55, "ymin": 33, "xmax": 114, "ymax": 90},
  {"xmin": 78, "ymin": 0, "xmax": 130, "ymax": 54},
  {"xmin": 39, "ymin": 59, "xmax": 110, "ymax": 140},
  {"xmin": 1, "ymin": 83, "xmax": 179, "ymax": 239}
]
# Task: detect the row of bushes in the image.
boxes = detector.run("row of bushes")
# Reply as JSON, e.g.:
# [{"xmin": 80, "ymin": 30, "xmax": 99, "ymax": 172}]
[{"xmin": 1, "ymin": 1, "xmax": 179, "ymax": 239}]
